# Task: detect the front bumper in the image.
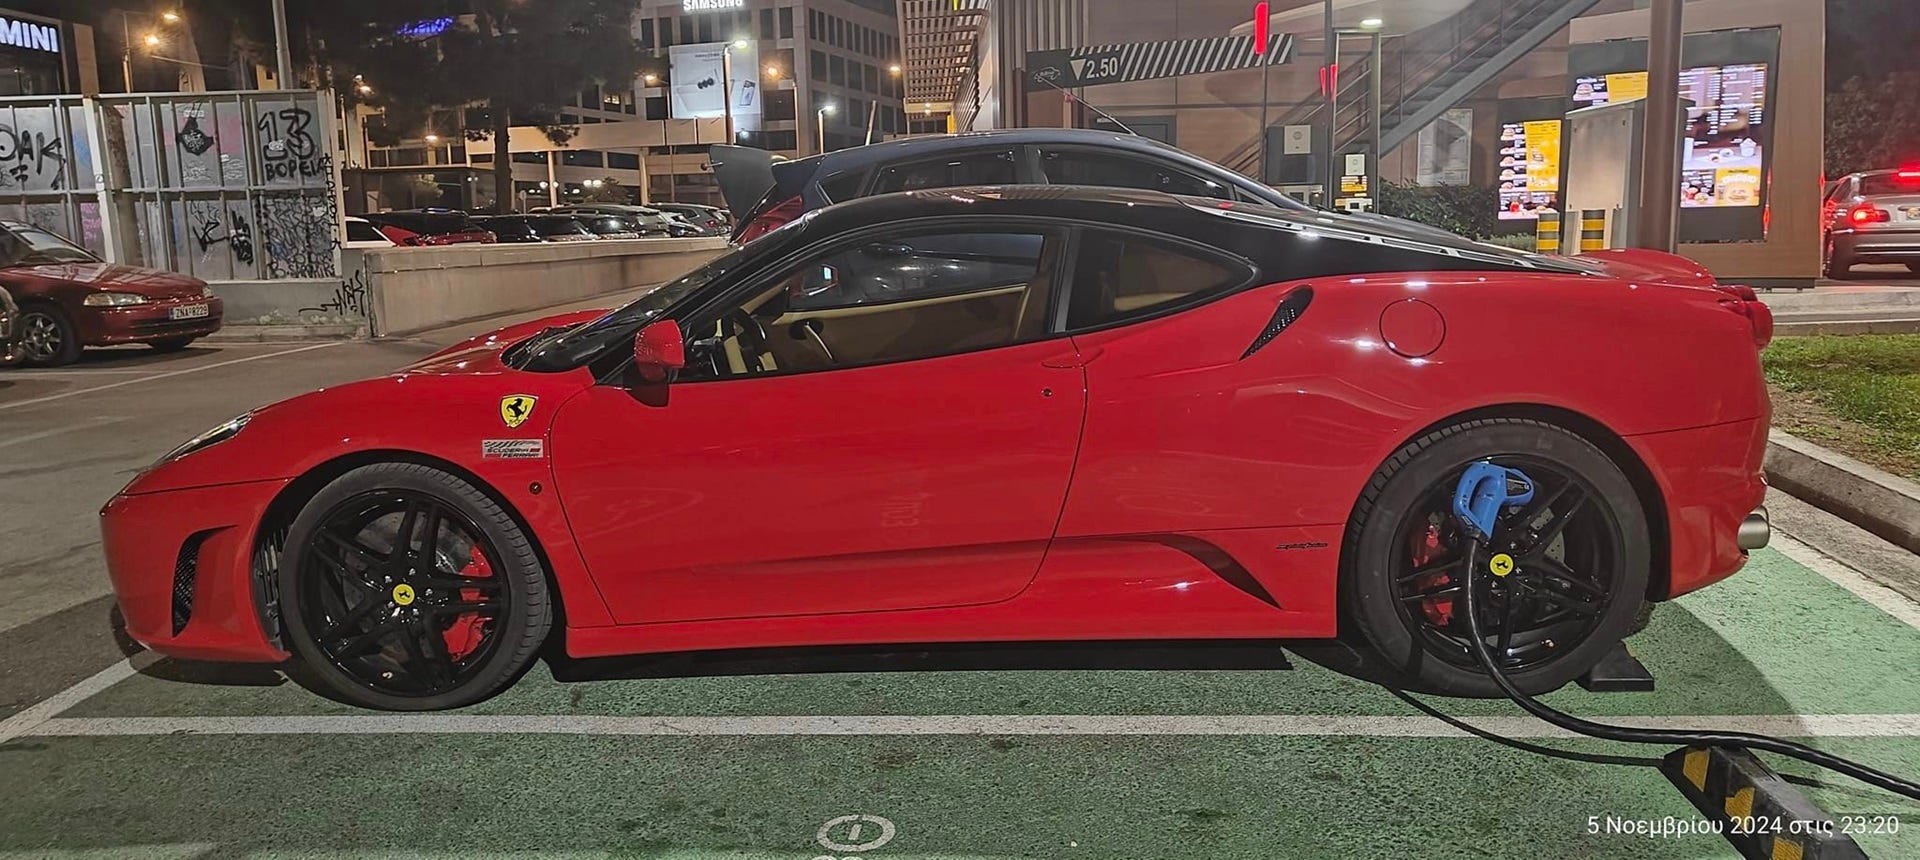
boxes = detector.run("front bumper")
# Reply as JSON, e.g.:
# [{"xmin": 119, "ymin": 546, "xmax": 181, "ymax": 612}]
[
  {"xmin": 81, "ymin": 296, "xmax": 224, "ymax": 346},
  {"xmin": 100, "ymin": 478, "xmax": 289, "ymax": 663}
]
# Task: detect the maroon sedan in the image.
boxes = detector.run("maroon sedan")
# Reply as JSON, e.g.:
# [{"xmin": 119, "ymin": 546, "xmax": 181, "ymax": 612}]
[{"xmin": 1, "ymin": 221, "xmax": 222, "ymax": 366}]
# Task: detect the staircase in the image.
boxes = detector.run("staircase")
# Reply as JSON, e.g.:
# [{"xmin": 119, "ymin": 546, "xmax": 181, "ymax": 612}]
[{"xmin": 1224, "ymin": 0, "xmax": 1603, "ymax": 181}]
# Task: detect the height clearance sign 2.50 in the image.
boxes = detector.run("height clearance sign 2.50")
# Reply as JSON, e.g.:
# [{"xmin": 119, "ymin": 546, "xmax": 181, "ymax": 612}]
[{"xmin": 1028, "ymin": 34, "xmax": 1295, "ymax": 89}]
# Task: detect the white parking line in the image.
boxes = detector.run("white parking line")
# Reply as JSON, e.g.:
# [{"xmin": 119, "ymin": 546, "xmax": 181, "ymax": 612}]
[
  {"xmin": 0, "ymin": 417, "xmax": 129, "ymax": 450},
  {"xmin": 0, "ymin": 658, "xmax": 139, "ymax": 746},
  {"xmin": 1773, "ymin": 534, "xmax": 1920, "ymax": 631},
  {"xmin": 21, "ymin": 712, "xmax": 1920, "ymax": 739},
  {"xmin": 0, "ymin": 343, "xmax": 340, "ymax": 413}
]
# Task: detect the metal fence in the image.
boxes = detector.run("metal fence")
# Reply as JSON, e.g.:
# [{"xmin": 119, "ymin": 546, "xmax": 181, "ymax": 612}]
[{"xmin": 0, "ymin": 90, "xmax": 341, "ymax": 284}]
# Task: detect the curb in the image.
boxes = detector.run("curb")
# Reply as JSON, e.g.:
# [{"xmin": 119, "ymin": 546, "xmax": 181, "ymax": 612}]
[
  {"xmin": 1764, "ymin": 430, "xmax": 1920, "ymax": 555},
  {"xmin": 204, "ymin": 323, "xmax": 368, "ymax": 343}
]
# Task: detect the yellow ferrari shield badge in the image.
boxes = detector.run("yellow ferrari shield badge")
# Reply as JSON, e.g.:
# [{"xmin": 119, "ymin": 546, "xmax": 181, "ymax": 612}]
[
  {"xmin": 391, "ymin": 583, "xmax": 416, "ymax": 606},
  {"xmin": 499, "ymin": 395, "xmax": 538, "ymax": 429},
  {"xmin": 1488, "ymin": 553, "xmax": 1516, "ymax": 577}
]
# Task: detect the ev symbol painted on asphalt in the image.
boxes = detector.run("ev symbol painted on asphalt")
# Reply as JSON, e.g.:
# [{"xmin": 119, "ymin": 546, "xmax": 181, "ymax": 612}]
[{"xmin": 813, "ymin": 814, "xmax": 896, "ymax": 856}]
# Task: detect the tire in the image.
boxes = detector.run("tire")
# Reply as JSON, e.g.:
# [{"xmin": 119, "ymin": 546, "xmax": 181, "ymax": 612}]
[
  {"xmin": 18, "ymin": 304, "xmax": 80, "ymax": 366},
  {"xmin": 148, "ymin": 337, "xmax": 197, "ymax": 352},
  {"xmin": 278, "ymin": 462, "xmax": 552, "ymax": 710},
  {"xmin": 1824, "ymin": 240, "xmax": 1857, "ymax": 280},
  {"xmin": 1344, "ymin": 418, "xmax": 1650, "ymax": 697}
]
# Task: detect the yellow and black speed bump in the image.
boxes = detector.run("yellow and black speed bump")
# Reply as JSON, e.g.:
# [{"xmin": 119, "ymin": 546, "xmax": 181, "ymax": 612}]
[{"xmin": 1660, "ymin": 746, "xmax": 1868, "ymax": 859}]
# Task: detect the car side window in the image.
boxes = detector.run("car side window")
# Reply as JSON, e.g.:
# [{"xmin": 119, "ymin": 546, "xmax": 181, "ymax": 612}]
[
  {"xmin": 819, "ymin": 170, "xmax": 866, "ymax": 203},
  {"xmin": 345, "ymin": 221, "xmax": 386, "ymax": 242},
  {"xmin": 1067, "ymin": 230, "xmax": 1247, "ymax": 330},
  {"xmin": 683, "ymin": 229, "xmax": 1059, "ymax": 380},
  {"xmin": 1038, "ymin": 149, "xmax": 1234, "ymax": 200},
  {"xmin": 869, "ymin": 150, "xmax": 1018, "ymax": 196}
]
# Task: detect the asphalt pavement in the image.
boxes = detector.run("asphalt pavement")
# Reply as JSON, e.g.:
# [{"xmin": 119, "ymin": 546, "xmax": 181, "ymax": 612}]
[{"xmin": 2, "ymin": 291, "xmax": 1919, "ymax": 859}]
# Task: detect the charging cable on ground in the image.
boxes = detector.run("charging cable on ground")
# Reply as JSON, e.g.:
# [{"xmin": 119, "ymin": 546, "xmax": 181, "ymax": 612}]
[{"xmin": 1450, "ymin": 462, "xmax": 1920, "ymax": 803}]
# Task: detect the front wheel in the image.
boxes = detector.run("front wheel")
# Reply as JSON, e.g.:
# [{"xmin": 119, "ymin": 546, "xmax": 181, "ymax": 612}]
[
  {"xmin": 18, "ymin": 305, "xmax": 80, "ymax": 366},
  {"xmin": 1345, "ymin": 419, "xmax": 1650, "ymax": 697},
  {"xmin": 278, "ymin": 463, "xmax": 552, "ymax": 710}
]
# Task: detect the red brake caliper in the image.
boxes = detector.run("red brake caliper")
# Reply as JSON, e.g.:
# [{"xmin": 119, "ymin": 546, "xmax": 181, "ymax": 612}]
[
  {"xmin": 1409, "ymin": 519, "xmax": 1455, "ymax": 626},
  {"xmin": 441, "ymin": 545, "xmax": 493, "ymax": 660}
]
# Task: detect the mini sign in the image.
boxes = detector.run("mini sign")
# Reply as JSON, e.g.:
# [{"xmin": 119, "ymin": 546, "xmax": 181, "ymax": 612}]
[
  {"xmin": 1029, "ymin": 34, "xmax": 1294, "ymax": 89},
  {"xmin": 0, "ymin": 16, "xmax": 60, "ymax": 55},
  {"xmin": 684, "ymin": 0, "xmax": 747, "ymax": 11}
]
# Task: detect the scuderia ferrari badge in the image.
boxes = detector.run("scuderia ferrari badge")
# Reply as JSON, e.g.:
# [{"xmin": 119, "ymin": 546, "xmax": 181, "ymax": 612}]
[
  {"xmin": 499, "ymin": 394, "xmax": 538, "ymax": 428},
  {"xmin": 483, "ymin": 439, "xmax": 545, "ymax": 460}
]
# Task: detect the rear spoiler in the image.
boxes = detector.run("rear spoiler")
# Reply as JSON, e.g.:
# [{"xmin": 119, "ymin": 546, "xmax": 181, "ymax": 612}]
[{"xmin": 1575, "ymin": 248, "xmax": 1719, "ymax": 288}]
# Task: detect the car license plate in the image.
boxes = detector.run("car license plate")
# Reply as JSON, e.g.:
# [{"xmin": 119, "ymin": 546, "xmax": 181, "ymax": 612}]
[
  {"xmin": 1904, "ymin": 206, "xmax": 1920, "ymax": 221},
  {"xmin": 170, "ymin": 303, "xmax": 209, "ymax": 321}
]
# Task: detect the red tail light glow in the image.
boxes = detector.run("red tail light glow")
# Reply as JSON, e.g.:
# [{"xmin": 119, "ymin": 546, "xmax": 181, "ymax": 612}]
[{"xmin": 1850, "ymin": 204, "xmax": 1891, "ymax": 225}]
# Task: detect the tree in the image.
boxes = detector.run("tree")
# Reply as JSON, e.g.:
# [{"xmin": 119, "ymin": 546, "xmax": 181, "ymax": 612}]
[
  {"xmin": 302, "ymin": 1, "xmax": 641, "ymax": 213},
  {"xmin": 583, "ymin": 177, "xmax": 629, "ymax": 204},
  {"xmin": 1826, "ymin": 73, "xmax": 1920, "ymax": 176}
]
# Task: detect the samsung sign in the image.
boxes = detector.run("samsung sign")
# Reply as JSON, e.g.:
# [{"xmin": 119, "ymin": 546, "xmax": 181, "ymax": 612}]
[
  {"xmin": 0, "ymin": 16, "xmax": 59, "ymax": 54},
  {"xmin": 684, "ymin": 0, "xmax": 747, "ymax": 11}
]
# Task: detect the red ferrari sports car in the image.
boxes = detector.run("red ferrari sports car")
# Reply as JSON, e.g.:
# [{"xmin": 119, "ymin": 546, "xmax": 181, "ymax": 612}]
[{"xmin": 101, "ymin": 186, "xmax": 1774, "ymax": 710}]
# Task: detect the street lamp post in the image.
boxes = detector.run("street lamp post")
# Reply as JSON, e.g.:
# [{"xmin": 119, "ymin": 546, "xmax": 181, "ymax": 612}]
[
  {"xmin": 817, "ymin": 104, "xmax": 836, "ymax": 155},
  {"xmin": 722, "ymin": 40, "xmax": 750, "ymax": 146},
  {"xmin": 121, "ymin": 9, "xmax": 184, "ymax": 93}
]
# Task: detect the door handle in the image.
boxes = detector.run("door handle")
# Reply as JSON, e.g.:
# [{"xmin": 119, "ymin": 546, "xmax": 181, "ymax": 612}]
[{"xmin": 1040, "ymin": 347, "xmax": 1102, "ymax": 369}]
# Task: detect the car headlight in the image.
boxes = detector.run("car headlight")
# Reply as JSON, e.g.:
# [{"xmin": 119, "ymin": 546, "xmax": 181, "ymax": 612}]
[
  {"xmin": 201, "ymin": 285, "xmax": 217, "ymax": 298},
  {"xmin": 84, "ymin": 292, "xmax": 147, "ymax": 307},
  {"xmin": 158, "ymin": 413, "xmax": 252, "ymax": 465}
]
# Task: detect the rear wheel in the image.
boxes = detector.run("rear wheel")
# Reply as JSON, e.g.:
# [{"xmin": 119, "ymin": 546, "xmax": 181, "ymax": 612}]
[
  {"xmin": 18, "ymin": 304, "xmax": 80, "ymax": 366},
  {"xmin": 1345, "ymin": 419, "xmax": 1650, "ymax": 696},
  {"xmin": 1824, "ymin": 239, "xmax": 1857, "ymax": 279},
  {"xmin": 278, "ymin": 463, "xmax": 551, "ymax": 710}
]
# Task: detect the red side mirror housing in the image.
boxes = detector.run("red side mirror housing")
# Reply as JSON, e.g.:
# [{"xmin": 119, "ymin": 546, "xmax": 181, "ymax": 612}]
[{"xmin": 633, "ymin": 319, "xmax": 686, "ymax": 384}]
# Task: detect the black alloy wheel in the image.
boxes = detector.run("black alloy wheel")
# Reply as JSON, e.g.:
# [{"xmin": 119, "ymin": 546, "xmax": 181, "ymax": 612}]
[
  {"xmin": 280, "ymin": 463, "xmax": 550, "ymax": 710},
  {"xmin": 1346, "ymin": 419, "xmax": 1650, "ymax": 696}
]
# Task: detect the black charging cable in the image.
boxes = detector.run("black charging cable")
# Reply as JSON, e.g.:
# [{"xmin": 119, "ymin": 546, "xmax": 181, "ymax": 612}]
[{"xmin": 1457, "ymin": 537, "xmax": 1920, "ymax": 803}]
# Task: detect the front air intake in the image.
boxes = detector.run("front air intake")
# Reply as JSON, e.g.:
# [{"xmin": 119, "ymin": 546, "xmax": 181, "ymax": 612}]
[{"xmin": 171, "ymin": 532, "xmax": 213, "ymax": 635}]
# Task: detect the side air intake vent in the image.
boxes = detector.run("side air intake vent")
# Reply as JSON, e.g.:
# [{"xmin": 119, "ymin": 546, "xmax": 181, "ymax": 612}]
[
  {"xmin": 171, "ymin": 531, "xmax": 214, "ymax": 635},
  {"xmin": 1241, "ymin": 286, "xmax": 1314, "ymax": 359}
]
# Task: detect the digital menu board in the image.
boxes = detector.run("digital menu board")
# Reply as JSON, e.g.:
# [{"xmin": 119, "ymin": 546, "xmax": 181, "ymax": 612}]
[
  {"xmin": 1498, "ymin": 119, "xmax": 1562, "ymax": 220},
  {"xmin": 1570, "ymin": 63, "xmax": 1768, "ymax": 209}
]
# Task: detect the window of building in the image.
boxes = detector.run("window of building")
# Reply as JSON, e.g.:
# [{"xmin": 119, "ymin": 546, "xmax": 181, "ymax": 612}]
[
  {"xmin": 659, "ymin": 16, "xmax": 675, "ymax": 47},
  {"xmin": 1067, "ymin": 231, "xmax": 1247, "ymax": 329},
  {"xmin": 640, "ymin": 19, "xmax": 654, "ymax": 49},
  {"xmin": 647, "ymin": 96, "xmax": 669, "ymax": 120},
  {"xmin": 562, "ymin": 150, "xmax": 604, "ymax": 168},
  {"xmin": 765, "ymin": 89, "xmax": 796, "ymax": 121},
  {"xmin": 606, "ymin": 152, "xmax": 640, "ymax": 170},
  {"xmin": 698, "ymin": 16, "xmax": 714, "ymax": 42},
  {"xmin": 679, "ymin": 17, "xmax": 694, "ymax": 44},
  {"xmin": 684, "ymin": 229, "xmax": 1059, "ymax": 379},
  {"xmin": 811, "ymin": 50, "xmax": 827, "ymax": 78},
  {"xmin": 780, "ymin": 7, "xmax": 794, "ymax": 38},
  {"xmin": 870, "ymin": 150, "xmax": 1018, "ymax": 195},
  {"xmin": 760, "ymin": 8, "xmax": 775, "ymax": 39},
  {"xmin": 513, "ymin": 152, "xmax": 547, "ymax": 165},
  {"xmin": 1037, "ymin": 149, "xmax": 1235, "ymax": 200},
  {"xmin": 829, "ymin": 56, "xmax": 845, "ymax": 86},
  {"xmin": 764, "ymin": 130, "xmax": 798, "ymax": 152}
]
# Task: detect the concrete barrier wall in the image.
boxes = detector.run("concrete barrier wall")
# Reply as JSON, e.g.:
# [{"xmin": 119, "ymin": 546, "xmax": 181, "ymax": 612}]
[{"xmin": 364, "ymin": 238, "xmax": 731, "ymax": 337}]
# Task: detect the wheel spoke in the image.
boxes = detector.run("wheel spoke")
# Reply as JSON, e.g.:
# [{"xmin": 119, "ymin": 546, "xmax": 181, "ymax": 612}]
[
  {"xmin": 393, "ymin": 500, "xmax": 424, "ymax": 563},
  {"xmin": 1400, "ymin": 583, "xmax": 1463, "ymax": 604},
  {"xmin": 1521, "ymin": 486, "xmax": 1587, "ymax": 556},
  {"xmin": 414, "ymin": 574, "xmax": 503, "ymax": 593},
  {"xmin": 419, "ymin": 505, "xmax": 443, "ymax": 570},
  {"xmin": 1494, "ymin": 587, "xmax": 1521, "ymax": 657},
  {"xmin": 310, "ymin": 534, "xmax": 384, "ymax": 595},
  {"xmin": 318, "ymin": 596, "xmax": 383, "ymax": 641},
  {"xmin": 1532, "ymin": 556, "xmax": 1608, "ymax": 600},
  {"xmin": 399, "ymin": 618, "xmax": 455, "ymax": 691},
  {"xmin": 1513, "ymin": 577, "xmax": 1603, "ymax": 618},
  {"xmin": 328, "ymin": 618, "xmax": 402, "ymax": 659},
  {"xmin": 1396, "ymin": 556, "xmax": 1462, "ymax": 585},
  {"xmin": 422, "ymin": 600, "xmax": 502, "ymax": 617}
]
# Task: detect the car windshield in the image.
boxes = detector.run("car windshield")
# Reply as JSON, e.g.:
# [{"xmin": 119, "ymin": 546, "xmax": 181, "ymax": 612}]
[
  {"xmin": 512, "ymin": 244, "xmax": 755, "ymax": 371},
  {"xmin": 0, "ymin": 225, "xmax": 99, "ymax": 266}
]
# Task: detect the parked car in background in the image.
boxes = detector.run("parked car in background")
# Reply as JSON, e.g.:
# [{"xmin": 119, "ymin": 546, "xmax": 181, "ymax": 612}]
[
  {"xmin": 651, "ymin": 202, "xmax": 731, "ymax": 235},
  {"xmin": 1823, "ymin": 168, "xmax": 1920, "ymax": 278},
  {"xmin": 343, "ymin": 216, "xmax": 398, "ymax": 249},
  {"xmin": 569, "ymin": 214, "xmax": 647, "ymax": 239},
  {"xmin": 473, "ymin": 215, "xmax": 600, "ymax": 244},
  {"xmin": 0, "ymin": 284, "xmax": 19, "ymax": 366},
  {"xmin": 658, "ymin": 212, "xmax": 704, "ymax": 237},
  {"xmin": 0, "ymin": 221, "xmax": 221, "ymax": 366},
  {"xmin": 542, "ymin": 204, "xmax": 676, "ymax": 237},
  {"xmin": 363, "ymin": 210, "xmax": 497, "ymax": 246}
]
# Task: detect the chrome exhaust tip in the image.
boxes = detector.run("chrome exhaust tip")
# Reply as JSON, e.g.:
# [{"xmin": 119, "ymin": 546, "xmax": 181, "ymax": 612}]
[{"xmin": 1738, "ymin": 507, "xmax": 1771, "ymax": 551}]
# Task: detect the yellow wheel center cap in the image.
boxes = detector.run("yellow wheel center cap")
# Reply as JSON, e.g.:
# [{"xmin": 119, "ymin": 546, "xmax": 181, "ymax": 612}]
[
  {"xmin": 1488, "ymin": 553, "xmax": 1516, "ymax": 577},
  {"xmin": 391, "ymin": 584, "xmax": 416, "ymax": 606}
]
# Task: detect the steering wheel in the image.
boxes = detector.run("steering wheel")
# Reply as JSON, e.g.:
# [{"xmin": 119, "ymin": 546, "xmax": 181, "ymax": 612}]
[{"xmin": 726, "ymin": 308, "xmax": 774, "ymax": 373}]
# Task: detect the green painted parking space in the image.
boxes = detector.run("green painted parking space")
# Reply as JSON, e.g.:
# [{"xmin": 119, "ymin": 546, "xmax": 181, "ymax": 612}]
[
  {"xmin": 4, "ymin": 545, "xmax": 1919, "ymax": 859},
  {"xmin": 63, "ymin": 548, "xmax": 1920, "ymax": 720}
]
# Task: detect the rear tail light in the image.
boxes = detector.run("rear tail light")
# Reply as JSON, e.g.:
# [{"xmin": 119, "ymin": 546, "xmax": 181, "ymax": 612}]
[
  {"xmin": 1850, "ymin": 204, "xmax": 1891, "ymax": 224},
  {"xmin": 1714, "ymin": 284, "xmax": 1774, "ymax": 348},
  {"xmin": 735, "ymin": 195, "xmax": 805, "ymax": 245}
]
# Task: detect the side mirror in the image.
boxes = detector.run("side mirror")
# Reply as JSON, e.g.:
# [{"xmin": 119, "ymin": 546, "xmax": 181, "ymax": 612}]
[
  {"xmin": 791, "ymin": 263, "xmax": 840, "ymax": 300},
  {"xmin": 632, "ymin": 319, "xmax": 686, "ymax": 384}
]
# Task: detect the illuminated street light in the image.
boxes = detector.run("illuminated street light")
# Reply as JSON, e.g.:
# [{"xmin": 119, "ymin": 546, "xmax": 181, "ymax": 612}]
[
  {"xmin": 889, "ymin": 64, "xmax": 902, "ymax": 75},
  {"xmin": 643, "ymin": 73, "xmax": 659, "ymax": 85},
  {"xmin": 817, "ymin": 103, "xmax": 836, "ymax": 155},
  {"xmin": 143, "ymin": 33, "xmax": 162, "ymax": 48},
  {"xmin": 732, "ymin": 39, "xmax": 751, "ymax": 50},
  {"xmin": 121, "ymin": 9, "xmax": 185, "ymax": 91},
  {"xmin": 161, "ymin": 10, "xmax": 182, "ymax": 23},
  {"xmin": 766, "ymin": 66, "xmax": 781, "ymax": 78},
  {"xmin": 1360, "ymin": 17, "xmax": 1384, "ymax": 29},
  {"xmin": 424, "ymin": 134, "xmax": 439, "ymax": 143}
]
